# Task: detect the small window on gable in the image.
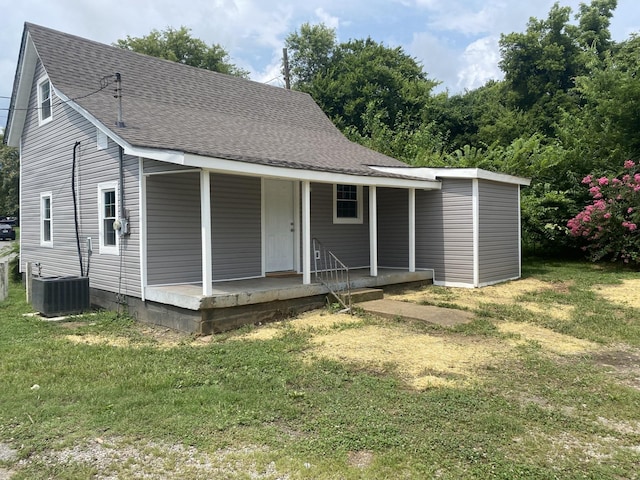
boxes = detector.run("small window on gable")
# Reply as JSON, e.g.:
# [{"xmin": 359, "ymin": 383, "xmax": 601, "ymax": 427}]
[
  {"xmin": 40, "ymin": 192, "xmax": 53, "ymax": 247},
  {"xmin": 96, "ymin": 129, "xmax": 108, "ymax": 150},
  {"xmin": 333, "ymin": 184, "xmax": 363, "ymax": 224},
  {"xmin": 37, "ymin": 77, "xmax": 53, "ymax": 125},
  {"xmin": 98, "ymin": 181, "xmax": 119, "ymax": 255}
]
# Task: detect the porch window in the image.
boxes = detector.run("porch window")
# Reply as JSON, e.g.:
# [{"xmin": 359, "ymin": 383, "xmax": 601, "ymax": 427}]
[
  {"xmin": 98, "ymin": 181, "xmax": 119, "ymax": 255},
  {"xmin": 38, "ymin": 77, "xmax": 53, "ymax": 125},
  {"xmin": 40, "ymin": 192, "xmax": 53, "ymax": 247},
  {"xmin": 333, "ymin": 184, "xmax": 363, "ymax": 224}
]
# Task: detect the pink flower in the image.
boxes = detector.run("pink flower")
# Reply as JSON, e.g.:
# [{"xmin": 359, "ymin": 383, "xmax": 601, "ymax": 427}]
[
  {"xmin": 589, "ymin": 186, "xmax": 600, "ymax": 196},
  {"xmin": 598, "ymin": 177, "xmax": 609, "ymax": 186},
  {"xmin": 629, "ymin": 207, "xmax": 634, "ymax": 214},
  {"xmin": 635, "ymin": 174, "xmax": 640, "ymax": 183},
  {"xmin": 622, "ymin": 222, "xmax": 638, "ymax": 231},
  {"xmin": 604, "ymin": 213, "xmax": 611, "ymax": 219},
  {"xmin": 624, "ymin": 160, "xmax": 636, "ymax": 169},
  {"xmin": 612, "ymin": 178, "xmax": 622, "ymax": 185},
  {"xmin": 623, "ymin": 175, "xmax": 631, "ymax": 183},
  {"xmin": 582, "ymin": 175, "xmax": 593, "ymax": 184}
]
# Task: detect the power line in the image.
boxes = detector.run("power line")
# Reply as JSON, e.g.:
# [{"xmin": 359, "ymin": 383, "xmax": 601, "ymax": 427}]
[{"xmin": 0, "ymin": 75, "xmax": 116, "ymax": 113}]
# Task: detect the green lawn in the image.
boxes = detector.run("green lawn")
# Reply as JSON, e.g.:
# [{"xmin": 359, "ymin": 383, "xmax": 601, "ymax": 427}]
[{"xmin": 1, "ymin": 260, "xmax": 639, "ymax": 479}]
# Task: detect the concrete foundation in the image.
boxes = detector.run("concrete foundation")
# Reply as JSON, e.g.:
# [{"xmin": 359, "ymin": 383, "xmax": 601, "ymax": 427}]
[{"xmin": 88, "ymin": 269, "xmax": 434, "ymax": 334}]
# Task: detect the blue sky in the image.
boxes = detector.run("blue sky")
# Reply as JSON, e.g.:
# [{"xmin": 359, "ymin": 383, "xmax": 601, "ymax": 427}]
[{"xmin": 1, "ymin": 0, "xmax": 639, "ymax": 128}]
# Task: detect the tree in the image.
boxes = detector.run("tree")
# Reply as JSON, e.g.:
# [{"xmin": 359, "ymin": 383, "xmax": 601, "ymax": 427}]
[
  {"xmin": 0, "ymin": 133, "xmax": 19, "ymax": 217},
  {"xmin": 115, "ymin": 26, "xmax": 248, "ymax": 77},
  {"xmin": 284, "ymin": 23, "xmax": 336, "ymax": 88}
]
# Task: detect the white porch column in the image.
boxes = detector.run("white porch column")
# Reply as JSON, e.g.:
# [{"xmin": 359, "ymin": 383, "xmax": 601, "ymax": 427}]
[
  {"xmin": 369, "ymin": 185, "xmax": 378, "ymax": 277},
  {"xmin": 302, "ymin": 181, "xmax": 312, "ymax": 285},
  {"xmin": 409, "ymin": 187, "xmax": 416, "ymax": 273},
  {"xmin": 200, "ymin": 170, "xmax": 213, "ymax": 295}
]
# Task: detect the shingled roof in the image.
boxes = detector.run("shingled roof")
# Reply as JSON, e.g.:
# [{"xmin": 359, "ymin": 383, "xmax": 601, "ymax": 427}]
[{"xmin": 17, "ymin": 23, "xmax": 413, "ymax": 177}]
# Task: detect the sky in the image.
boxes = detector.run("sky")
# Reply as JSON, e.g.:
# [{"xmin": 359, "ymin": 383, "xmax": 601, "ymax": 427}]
[{"xmin": 1, "ymin": 0, "xmax": 639, "ymax": 129}]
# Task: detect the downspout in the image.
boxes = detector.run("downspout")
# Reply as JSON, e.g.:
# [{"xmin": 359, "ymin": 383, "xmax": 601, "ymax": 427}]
[
  {"xmin": 72, "ymin": 141, "xmax": 84, "ymax": 276},
  {"xmin": 119, "ymin": 145, "xmax": 126, "ymax": 228}
]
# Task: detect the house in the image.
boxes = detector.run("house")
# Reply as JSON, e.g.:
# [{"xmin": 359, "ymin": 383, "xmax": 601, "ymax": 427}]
[{"xmin": 4, "ymin": 23, "xmax": 530, "ymax": 332}]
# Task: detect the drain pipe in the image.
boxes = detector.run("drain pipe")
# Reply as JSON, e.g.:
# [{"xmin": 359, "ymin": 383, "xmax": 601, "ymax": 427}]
[{"xmin": 72, "ymin": 141, "xmax": 84, "ymax": 277}]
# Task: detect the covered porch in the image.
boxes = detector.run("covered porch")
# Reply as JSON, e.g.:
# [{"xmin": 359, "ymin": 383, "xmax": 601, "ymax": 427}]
[{"xmin": 145, "ymin": 268, "xmax": 433, "ymax": 311}]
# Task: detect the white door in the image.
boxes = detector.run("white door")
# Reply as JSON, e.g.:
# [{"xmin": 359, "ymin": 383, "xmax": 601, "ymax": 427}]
[{"xmin": 264, "ymin": 179, "xmax": 295, "ymax": 272}]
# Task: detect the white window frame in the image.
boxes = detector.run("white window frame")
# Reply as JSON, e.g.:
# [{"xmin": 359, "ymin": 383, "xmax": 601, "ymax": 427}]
[
  {"xmin": 98, "ymin": 181, "xmax": 119, "ymax": 255},
  {"xmin": 37, "ymin": 76, "xmax": 53, "ymax": 125},
  {"xmin": 333, "ymin": 184, "xmax": 363, "ymax": 224},
  {"xmin": 40, "ymin": 192, "xmax": 53, "ymax": 247}
]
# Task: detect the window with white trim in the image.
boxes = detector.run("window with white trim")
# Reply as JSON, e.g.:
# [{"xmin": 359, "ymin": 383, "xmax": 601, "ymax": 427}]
[
  {"xmin": 37, "ymin": 77, "xmax": 53, "ymax": 125},
  {"xmin": 40, "ymin": 192, "xmax": 53, "ymax": 247},
  {"xmin": 98, "ymin": 181, "xmax": 119, "ymax": 255},
  {"xmin": 333, "ymin": 184, "xmax": 363, "ymax": 224}
]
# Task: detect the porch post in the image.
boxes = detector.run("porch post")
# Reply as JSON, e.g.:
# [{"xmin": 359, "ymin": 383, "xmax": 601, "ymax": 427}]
[
  {"xmin": 369, "ymin": 185, "xmax": 378, "ymax": 277},
  {"xmin": 409, "ymin": 187, "xmax": 416, "ymax": 273},
  {"xmin": 302, "ymin": 180, "xmax": 311, "ymax": 285},
  {"xmin": 200, "ymin": 170, "xmax": 213, "ymax": 295}
]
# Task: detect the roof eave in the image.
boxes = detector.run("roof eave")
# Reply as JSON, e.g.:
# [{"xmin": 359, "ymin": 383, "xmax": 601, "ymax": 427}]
[
  {"xmin": 370, "ymin": 166, "xmax": 531, "ymax": 186},
  {"xmin": 5, "ymin": 29, "xmax": 37, "ymax": 147}
]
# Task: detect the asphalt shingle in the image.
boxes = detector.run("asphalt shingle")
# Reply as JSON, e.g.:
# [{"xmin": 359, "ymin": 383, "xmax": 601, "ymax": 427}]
[{"xmin": 26, "ymin": 23, "xmax": 410, "ymax": 176}]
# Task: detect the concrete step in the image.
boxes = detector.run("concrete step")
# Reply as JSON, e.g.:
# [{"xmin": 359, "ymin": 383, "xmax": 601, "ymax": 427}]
[
  {"xmin": 358, "ymin": 299, "xmax": 473, "ymax": 327},
  {"xmin": 341, "ymin": 288, "xmax": 384, "ymax": 304}
]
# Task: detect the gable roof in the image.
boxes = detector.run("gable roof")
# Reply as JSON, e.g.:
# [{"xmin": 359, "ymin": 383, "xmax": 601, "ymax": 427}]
[{"xmin": 6, "ymin": 23, "xmax": 418, "ymax": 179}]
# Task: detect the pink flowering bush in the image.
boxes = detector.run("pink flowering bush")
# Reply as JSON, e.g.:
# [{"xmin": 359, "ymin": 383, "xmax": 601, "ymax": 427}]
[{"xmin": 567, "ymin": 160, "xmax": 640, "ymax": 265}]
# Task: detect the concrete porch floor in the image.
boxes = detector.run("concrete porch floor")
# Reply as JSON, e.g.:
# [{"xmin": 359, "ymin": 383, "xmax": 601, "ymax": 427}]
[{"xmin": 145, "ymin": 268, "xmax": 433, "ymax": 311}]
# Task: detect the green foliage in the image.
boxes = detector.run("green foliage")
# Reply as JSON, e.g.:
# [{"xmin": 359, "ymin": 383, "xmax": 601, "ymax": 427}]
[
  {"xmin": 521, "ymin": 184, "xmax": 578, "ymax": 255},
  {"xmin": 0, "ymin": 133, "xmax": 19, "ymax": 217},
  {"xmin": 284, "ymin": 23, "xmax": 336, "ymax": 87},
  {"xmin": 115, "ymin": 26, "xmax": 248, "ymax": 77}
]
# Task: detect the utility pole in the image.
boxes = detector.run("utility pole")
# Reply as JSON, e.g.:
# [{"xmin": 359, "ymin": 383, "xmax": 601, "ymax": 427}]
[{"xmin": 282, "ymin": 48, "xmax": 291, "ymax": 90}]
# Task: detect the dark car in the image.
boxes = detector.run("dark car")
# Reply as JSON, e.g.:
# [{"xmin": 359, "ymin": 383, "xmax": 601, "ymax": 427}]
[{"xmin": 0, "ymin": 223, "xmax": 16, "ymax": 241}]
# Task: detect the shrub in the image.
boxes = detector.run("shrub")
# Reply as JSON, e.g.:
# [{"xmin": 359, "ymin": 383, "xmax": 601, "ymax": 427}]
[{"xmin": 567, "ymin": 160, "xmax": 640, "ymax": 265}]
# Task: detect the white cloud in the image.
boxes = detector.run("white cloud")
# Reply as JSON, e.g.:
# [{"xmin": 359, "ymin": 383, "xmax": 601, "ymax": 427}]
[
  {"xmin": 456, "ymin": 35, "xmax": 502, "ymax": 90},
  {"xmin": 314, "ymin": 7, "xmax": 340, "ymax": 29}
]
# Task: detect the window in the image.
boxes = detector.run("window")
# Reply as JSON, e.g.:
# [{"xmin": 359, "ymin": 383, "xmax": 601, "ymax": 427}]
[
  {"xmin": 40, "ymin": 192, "xmax": 52, "ymax": 247},
  {"xmin": 333, "ymin": 184, "xmax": 363, "ymax": 224},
  {"xmin": 96, "ymin": 129, "xmax": 108, "ymax": 150},
  {"xmin": 37, "ymin": 77, "xmax": 52, "ymax": 125},
  {"xmin": 98, "ymin": 182, "xmax": 119, "ymax": 255}
]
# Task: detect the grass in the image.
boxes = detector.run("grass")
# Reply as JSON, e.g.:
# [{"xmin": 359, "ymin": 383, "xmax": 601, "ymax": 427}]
[{"xmin": 1, "ymin": 259, "xmax": 640, "ymax": 478}]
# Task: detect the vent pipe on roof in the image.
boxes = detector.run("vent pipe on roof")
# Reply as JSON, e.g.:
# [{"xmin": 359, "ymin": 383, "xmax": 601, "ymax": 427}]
[{"xmin": 114, "ymin": 72, "xmax": 125, "ymax": 127}]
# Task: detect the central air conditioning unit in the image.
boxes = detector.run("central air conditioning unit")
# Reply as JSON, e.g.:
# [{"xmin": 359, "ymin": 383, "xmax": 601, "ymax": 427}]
[{"xmin": 31, "ymin": 276, "xmax": 90, "ymax": 317}]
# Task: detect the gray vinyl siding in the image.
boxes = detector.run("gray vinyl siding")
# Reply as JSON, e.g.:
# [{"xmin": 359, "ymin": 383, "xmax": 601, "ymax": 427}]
[
  {"xmin": 146, "ymin": 172, "xmax": 201, "ymax": 285},
  {"xmin": 478, "ymin": 180, "xmax": 520, "ymax": 284},
  {"xmin": 20, "ymin": 60, "xmax": 141, "ymax": 297},
  {"xmin": 416, "ymin": 179, "xmax": 474, "ymax": 285},
  {"xmin": 143, "ymin": 158, "xmax": 195, "ymax": 174},
  {"xmin": 310, "ymin": 183, "xmax": 370, "ymax": 268},
  {"xmin": 211, "ymin": 174, "xmax": 261, "ymax": 280},
  {"xmin": 377, "ymin": 188, "xmax": 408, "ymax": 268}
]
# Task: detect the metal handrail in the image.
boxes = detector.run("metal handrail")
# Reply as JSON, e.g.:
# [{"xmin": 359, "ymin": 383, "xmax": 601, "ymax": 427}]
[{"xmin": 312, "ymin": 237, "xmax": 352, "ymax": 313}]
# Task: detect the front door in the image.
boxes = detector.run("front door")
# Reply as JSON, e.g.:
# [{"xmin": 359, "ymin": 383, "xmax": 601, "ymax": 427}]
[{"xmin": 264, "ymin": 179, "xmax": 295, "ymax": 272}]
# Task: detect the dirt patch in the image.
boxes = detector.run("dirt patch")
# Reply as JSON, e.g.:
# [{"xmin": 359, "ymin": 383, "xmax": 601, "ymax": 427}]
[
  {"xmin": 347, "ymin": 450, "xmax": 374, "ymax": 468},
  {"xmin": 593, "ymin": 279, "xmax": 640, "ymax": 309},
  {"xmin": 15, "ymin": 437, "xmax": 285, "ymax": 480},
  {"xmin": 591, "ymin": 348, "xmax": 640, "ymax": 390},
  {"xmin": 239, "ymin": 311, "xmax": 361, "ymax": 341},
  {"xmin": 498, "ymin": 322, "xmax": 599, "ymax": 354},
  {"xmin": 388, "ymin": 278, "xmax": 575, "ymax": 321},
  {"xmin": 307, "ymin": 324, "xmax": 510, "ymax": 389}
]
